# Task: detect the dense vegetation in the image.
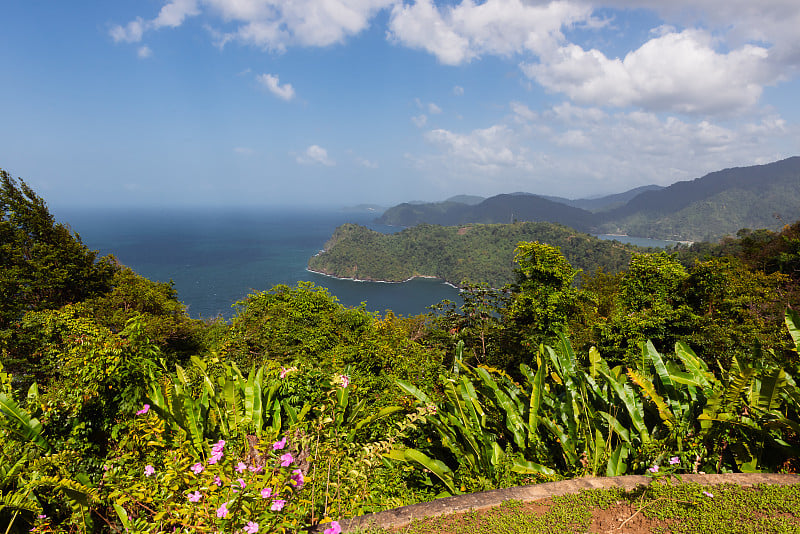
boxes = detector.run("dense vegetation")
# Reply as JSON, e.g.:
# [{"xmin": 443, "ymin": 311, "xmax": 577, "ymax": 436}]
[
  {"xmin": 2, "ymin": 169, "xmax": 800, "ymax": 533},
  {"xmin": 377, "ymin": 156, "xmax": 800, "ymax": 241},
  {"xmin": 308, "ymin": 221, "xmax": 642, "ymax": 288}
]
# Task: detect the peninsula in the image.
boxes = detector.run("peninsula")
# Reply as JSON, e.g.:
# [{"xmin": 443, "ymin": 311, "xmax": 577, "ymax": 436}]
[{"xmin": 308, "ymin": 221, "xmax": 646, "ymax": 288}]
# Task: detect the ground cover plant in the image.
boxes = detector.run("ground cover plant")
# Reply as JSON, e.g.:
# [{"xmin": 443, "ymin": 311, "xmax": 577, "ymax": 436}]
[{"xmin": 358, "ymin": 482, "xmax": 800, "ymax": 534}]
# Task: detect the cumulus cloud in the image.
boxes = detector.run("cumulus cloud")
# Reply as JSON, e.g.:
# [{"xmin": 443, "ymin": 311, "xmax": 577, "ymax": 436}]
[
  {"xmin": 112, "ymin": 0, "xmax": 393, "ymax": 52},
  {"xmin": 256, "ymin": 73, "xmax": 295, "ymax": 101},
  {"xmin": 428, "ymin": 102, "xmax": 442, "ymax": 114},
  {"xmin": 522, "ymin": 28, "xmax": 774, "ymax": 114},
  {"xmin": 453, "ymin": 85, "xmax": 464, "ymax": 96},
  {"xmin": 110, "ymin": 17, "xmax": 145, "ymax": 43},
  {"xmin": 425, "ymin": 125, "xmax": 533, "ymax": 173},
  {"xmin": 387, "ymin": 0, "xmax": 592, "ymax": 65},
  {"xmin": 297, "ymin": 145, "xmax": 335, "ymax": 166},
  {"xmin": 208, "ymin": 0, "xmax": 395, "ymax": 50},
  {"xmin": 411, "ymin": 114, "xmax": 428, "ymax": 127},
  {"xmin": 412, "ymin": 97, "xmax": 796, "ymax": 196},
  {"xmin": 108, "ymin": 0, "xmax": 800, "ymax": 117},
  {"xmin": 137, "ymin": 45, "xmax": 153, "ymax": 58},
  {"xmin": 153, "ymin": 0, "xmax": 200, "ymax": 28}
]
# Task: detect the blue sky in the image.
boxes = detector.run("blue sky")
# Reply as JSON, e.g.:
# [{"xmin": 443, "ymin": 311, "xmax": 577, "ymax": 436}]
[{"xmin": 2, "ymin": 0, "xmax": 799, "ymax": 207}]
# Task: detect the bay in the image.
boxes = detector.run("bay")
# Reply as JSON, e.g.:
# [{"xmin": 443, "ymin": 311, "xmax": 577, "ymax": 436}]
[{"xmin": 55, "ymin": 207, "xmax": 460, "ymax": 319}]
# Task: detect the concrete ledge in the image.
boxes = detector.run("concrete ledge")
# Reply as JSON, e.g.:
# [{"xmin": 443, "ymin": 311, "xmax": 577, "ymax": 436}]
[{"xmin": 333, "ymin": 473, "xmax": 800, "ymax": 532}]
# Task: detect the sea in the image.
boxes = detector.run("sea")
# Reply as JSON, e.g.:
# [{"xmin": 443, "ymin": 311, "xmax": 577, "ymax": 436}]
[
  {"xmin": 55, "ymin": 206, "xmax": 461, "ymax": 320},
  {"xmin": 54, "ymin": 207, "xmax": 679, "ymax": 321}
]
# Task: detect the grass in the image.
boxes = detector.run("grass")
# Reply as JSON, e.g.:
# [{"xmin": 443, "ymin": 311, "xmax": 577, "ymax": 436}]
[{"xmin": 353, "ymin": 482, "xmax": 800, "ymax": 534}]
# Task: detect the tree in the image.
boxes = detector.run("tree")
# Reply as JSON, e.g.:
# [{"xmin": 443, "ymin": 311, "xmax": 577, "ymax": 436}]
[
  {"xmin": 507, "ymin": 242, "xmax": 580, "ymax": 348},
  {"xmin": 0, "ymin": 170, "xmax": 116, "ymax": 330}
]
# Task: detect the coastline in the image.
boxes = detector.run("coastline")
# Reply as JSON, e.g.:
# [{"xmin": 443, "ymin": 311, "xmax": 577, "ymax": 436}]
[{"xmin": 306, "ymin": 267, "xmax": 457, "ymax": 288}]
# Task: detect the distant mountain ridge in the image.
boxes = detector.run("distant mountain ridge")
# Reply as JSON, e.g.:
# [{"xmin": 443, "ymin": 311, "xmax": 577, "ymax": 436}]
[
  {"xmin": 537, "ymin": 184, "xmax": 665, "ymax": 212},
  {"xmin": 377, "ymin": 157, "xmax": 800, "ymax": 241},
  {"xmin": 376, "ymin": 194, "xmax": 596, "ymax": 232}
]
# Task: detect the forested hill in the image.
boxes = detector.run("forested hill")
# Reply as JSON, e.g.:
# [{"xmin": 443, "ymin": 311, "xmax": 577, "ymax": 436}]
[
  {"xmin": 307, "ymin": 221, "xmax": 641, "ymax": 288},
  {"xmin": 377, "ymin": 157, "xmax": 800, "ymax": 241},
  {"xmin": 595, "ymin": 156, "xmax": 800, "ymax": 241},
  {"xmin": 375, "ymin": 194, "xmax": 596, "ymax": 231}
]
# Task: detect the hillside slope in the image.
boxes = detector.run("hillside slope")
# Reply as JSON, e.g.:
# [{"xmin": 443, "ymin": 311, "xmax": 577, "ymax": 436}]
[
  {"xmin": 597, "ymin": 157, "xmax": 800, "ymax": 241},
  {"xmin": 377, "ymin": 157, "xmax": 800, "ymax": 242},
  {"xmin": 308, "ymin": 221, "xmax": 640, "ymax": 288}
]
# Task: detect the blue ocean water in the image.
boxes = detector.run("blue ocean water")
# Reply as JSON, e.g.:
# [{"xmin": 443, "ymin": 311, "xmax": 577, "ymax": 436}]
[{"xmin": 55, "ymin": 207, "xmax": 461, "ymax": 319}]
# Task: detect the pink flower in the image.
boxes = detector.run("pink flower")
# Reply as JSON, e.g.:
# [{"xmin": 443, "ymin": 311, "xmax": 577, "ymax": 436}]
[
  {"xmin": 136, "ymin": 404, "xmax": 150, "ymax": 416},
  {"xmin": 249, "ymin": 465, "xmax": 263, "ymax": 473},
  {"xmin": 270, "ymin": 499, "xmax": 286, "ymax": 511},
  {"xmin": 279, "ymin": 367, "xmax": 297, "ymax": 379},
  {"xmin": 260, "ymin": 487, "xmax": 273, "ymax": 499},
  {"xmin": 669, "ymin": 456, "xmax": 680, "ymax": 465},
  {"xmin": 280, "ymin": 453, "xmax": 294, "ymax": 467},
  {"xmin": 324, "ymin": 521, "xmax": 342, "ymax": 534},
  {"xmin": 341, "ymin": 375, "xmax": 350, "ymax": 388},
  {"xmin": 244, "ymin": 521, "xmax": 259, "ymax": 533},
  {"xmin": 214, "ymin": 475, "xmax": 222, "ymax": 487},
  {"xmin": 187, "ymin": 491, "xmax": 202, "ymax": 502},
  {"xmin": 290, "ymin": 469, "xmax": 304, "ymax": 490},
  {"xmin": 209, "ymin": 440, "xmax": 225, "ymax": 464},
  {"xmin": 216, "ymin": 503, "xmax": 229, "ymax": 518},
  {"xmin": 272, "ymin": 437, "xmax": 287, "ymax": 450},
  {"xmin": 237, "ymin": 478, "xmax": 246, "ymax": 489},
  {"xmin": 703, "ymin": 491, "xmax": 714, "ymax": 498},
  {"xmin": 190, "ymin": 462, "xmax": 204, "ymax": 475},
  {"xmin": 648, "ymin": 465, "xmax": 659, "ymax": 473},
  {"xmin": 236, "ymin": 461, "xmax": 247, "ymax": 473},
  {"xmin": 144, "ymin": 465, "xmax": 155, "ymax": 477}
]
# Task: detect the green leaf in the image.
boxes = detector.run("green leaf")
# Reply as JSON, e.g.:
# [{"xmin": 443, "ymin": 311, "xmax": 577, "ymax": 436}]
[
  {"xmin": 0, "ymin": 392, "xmax": 51, "ymax": 453},
  {"xmin": 605, "ymin": 443, "xmax": 629, "ymax": 476},
  {"xmin": 113, "ymin": 504, "xmax": 130, "ymax": 531},
  {"xmin": 511, "ymin": 459, "xmax": 556, "ymax": 476},
  {"xmin": 396, "ymin": 379, "xmax": 431, "ymax": 403},
  {"xmin": 786, "ymin": 309, "xmax": 800, "ymax": 354}
]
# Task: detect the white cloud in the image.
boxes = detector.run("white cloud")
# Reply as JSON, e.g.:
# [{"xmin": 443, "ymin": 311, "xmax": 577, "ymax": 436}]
[
  {"xmin": 387, "ymin": 0, "xmax": 592, "ymax": 65},
  {"xmin": 208, "ymin": 0, "xmax": 395, "ymax": 50},
  {"xmin": 523, "ymin": 28, "xmax": 774, "ymax": 114},
  {"xmin": 453, "ymin": 85, "xmax": 464, "ymax": 96},
  {"xmin": 510, "ymin": 101, "xmax": 538, "ymax": 122},
  {"xmin": 153, "ymin": 0, "xmax": 200, "ymax": 28},
  {"xmin": 356, "ymin": 157, "xmax": 378, "ymax": 168},
  {"xmin": 110, "ymin": 17, "xmax": 145, "ymax": 43},
  {"xmin": 412, "ymin": 97, "xmax": 797, "ymax": 196},
  {"xmin": 297, "ymin": 145, "xmax": 335, "ymax": 166},
  {"xmin": 234, "ymin": 147, "xmax": 254, "ymax": 155},
  {"xmin": 411, "ymin": 114, "xmax": 428, "ymax": 127},
  {"xmin": 137, "ymin": 45, "xmax": 153, "ymax": 58},
  {"xmin": 425, "ymin": 125, "xmax": 533, "ymax": 173},
  {"xmin": 428, "ymin": 102, "xmax": 442, "ymax": 114},
  {"xmin": 256, "ymin": 73, "xmax": 295, "ymax": 101},
  {"xmin": 108, "ymin": 0, "xmax": 800, "ymax": 118}
]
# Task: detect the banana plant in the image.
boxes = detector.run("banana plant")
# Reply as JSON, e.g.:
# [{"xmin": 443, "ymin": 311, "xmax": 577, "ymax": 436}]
[
  {"xmin": 693, "ymin": 310, "xmax": 800, "ymax": 472},
  {"xmin": 147, "ymin": 357, "xmax": 292, "ymax": 455},
  {"xmin": 0, "ymin": 390, "xmax": 51, "ymax": 454}
]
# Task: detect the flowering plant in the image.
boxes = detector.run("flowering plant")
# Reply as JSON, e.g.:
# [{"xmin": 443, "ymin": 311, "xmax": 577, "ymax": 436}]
[{"xmin": 104, "ymin": 417, "xmax": 307, "ymax": 533}]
